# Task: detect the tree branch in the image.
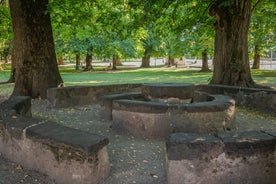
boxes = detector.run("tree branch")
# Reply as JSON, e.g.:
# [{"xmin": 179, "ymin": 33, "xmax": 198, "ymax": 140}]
[{"xmin": 252, "ymin": 0, "xmax": 264, "ymax": 12}]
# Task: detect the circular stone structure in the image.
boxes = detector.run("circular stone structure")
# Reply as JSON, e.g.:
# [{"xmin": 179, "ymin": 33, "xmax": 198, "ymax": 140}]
[
  {"xmin": 142, "ymin": 83, "xmax": 194, "ymax": 100},
  {"xmin": 102, "ymin": 83, "xmax": 236, "ymax": 138}
]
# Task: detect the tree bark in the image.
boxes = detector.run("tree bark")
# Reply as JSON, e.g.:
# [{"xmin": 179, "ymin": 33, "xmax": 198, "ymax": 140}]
[
  {"xmin": 7, "ymin": 54, "xmax": 16, "ymax": 83},
  {"xmin": 141, "ymin": 49, "xmax": 150, "ymax": 68},
  {"xmin": 209, "ymin": 0, "xmax": 256, "ymax": 87},
  {"xmin": 83, "ymin": 47, "xmax": 94, "ymax": 71},
  {"xmin": 58, "ymin": 57, "xmax": 64, "ymax": 65},
  {"xmin": 168, "ymin": 55, "xmax": 174, "ymax": 67},
  {"xmin": 252, "ymin": 45, "xmax": 260, "ymax": 69},
  {"xmin": 112, "ymin": 54, "xmax": 117, "ymax": 70},
  {"xmin": 200, "ymin": 49, "xmax": 211, "ymax": 72},
  {"xmin": 9, "ymin": 0, "xmax": 63, "ymax": 98},
  {"xmin": 75, "ymin": 53, "xmax": 80, "ymax": 70},
  {"xmin": 115, "ymin": 57, "xmax": 122, "ymax": 66}
]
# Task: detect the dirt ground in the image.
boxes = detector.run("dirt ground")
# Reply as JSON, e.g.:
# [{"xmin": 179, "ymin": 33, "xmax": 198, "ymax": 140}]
[{"xmin": 0, "ymin": 99, "xmax": 275, "ymax": 184}]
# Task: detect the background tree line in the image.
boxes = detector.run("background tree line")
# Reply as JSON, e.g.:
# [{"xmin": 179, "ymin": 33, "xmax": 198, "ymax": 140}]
[{"xmin": 0, "ymin": 0, "xmax": 275, "ymax": 98}]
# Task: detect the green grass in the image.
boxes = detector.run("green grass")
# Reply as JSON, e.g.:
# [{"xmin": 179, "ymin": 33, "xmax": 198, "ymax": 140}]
[
  {"xmin": 0, "ymin": 64, "xmax": 275, "ymax": 97},
  {"xmin": 60, "ymin": 67, "xmax": 212, "ymax": 86}
]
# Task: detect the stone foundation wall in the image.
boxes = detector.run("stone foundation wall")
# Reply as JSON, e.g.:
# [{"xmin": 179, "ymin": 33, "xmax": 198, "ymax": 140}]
[
  {"xmin": 196, "ymin": 84, "xmax": 276, "ymax": 115},
  {"xmin": 166, "ymin": 131, "xmax": 276, "ymax": 184},
  {"xmin": 47, "ymin": 84, "xmax": 275, "ymax": 114},
  {"xmin": 111, "ymin": 95, "xmax": 235, "ymax": 138},
  {"xmin": 47, "ymin": 84, "xmax": 141, "ymax": 108},
  {"xmin": 0, "ymin": 96, "xmax": 110, "ymax": 184}
]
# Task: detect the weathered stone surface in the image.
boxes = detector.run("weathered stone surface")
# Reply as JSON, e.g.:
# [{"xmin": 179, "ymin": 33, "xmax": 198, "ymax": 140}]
[
  {"xmin": 1, "ymin": 96, "xmax": 32, "ymax": 117},
  {"xmin": 47, "ymin": 84, "xmax": 142, "ymax": 108},
  {"xmin": 100, "ymin": 92, "xmax": 143, "ymax": 120},
  {"xmin": 0, "ymin": 95, "xmax": 111, "ymax": 184},
  {"xmin": 166, "ymin": 133, "xmax": 224, "ymax": 160},
  {"xmin": 112, "ymin": 95, "xmax": 236, "ymax": 137},
  {"xmin": 166, "ymin": 131, "xmax": 276, "ymax": 184},
  {"xmin": 112, "ymin": 109, "xmax": 170, "ymax": 138},
  {"xmin": 264, "ymin": 130, "xmax": 276, "ymax": 137},
  {"xmin": 219, "ymin": 131, "xmax": 276, "ymax": 157},
  {"xmin": 5, "ymin": 117, "xmax": 40, "ymax": 140},
  {"xmin": 26, "ymin": 121, "xmax": 109, "ymax": 154},
  {"xmin": 113, "ymin": 99, "xmax": 169, "ymax": 113},
  {"xmin": 196, "ymin": 84, "xmax": 276, "ymax": 115},
  {"xmin": 142, "ymin": 83, "xmax": 194, "ymax": 100}
]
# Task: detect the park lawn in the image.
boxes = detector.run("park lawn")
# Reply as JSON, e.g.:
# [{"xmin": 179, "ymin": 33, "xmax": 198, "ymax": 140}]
[
  {"xmin": 60, "ymin": 67, "xmax": 213, "ymax": 86},
  {"xmin": 0, "ymin": 65, "xmax": 275, "ymax": 96}
]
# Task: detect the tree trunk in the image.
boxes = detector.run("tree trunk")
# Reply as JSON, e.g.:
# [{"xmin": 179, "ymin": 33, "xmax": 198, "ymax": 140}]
[
  {"xmin": 168, "ymin": 55, "xmax": 174, "ymax": 67},
  {"xmin": 9, "ymin": 0, "xmax": 63, "ymax": 98},
  {"xmin": 116, "ymin": 58, "xmax": 122, "ymax": 66},
  {"xmin": 7, "ymin": 54, "xmax": 16, "ymax": 83},
  {"xmin": 75, "ymin": 53, "xmax": 80, "ymax": 70},
  {"xmin": 112, "ymin": 55, "xmax": 118, "ymax": 70},
  {"xmin": 209, "ymin": 0, "xmax": 256, "ymax": 87},
  {"xmin": 200, "ymin": 49, "xmax": 211, "ymax": 72},
  {"xmin": 252, "ymin": 45, "xmax": 260, "ymax": 69},
  {"xmin": 141, "ymin": 49, "xmax": 150, "ymax": 68},
  {"xmin": 83, "ymin": 47, "xmax": 94, "ymax": 71},
  {"xmin": 58, "ymin": 57, "xmax": 64, "ymax": 65}
]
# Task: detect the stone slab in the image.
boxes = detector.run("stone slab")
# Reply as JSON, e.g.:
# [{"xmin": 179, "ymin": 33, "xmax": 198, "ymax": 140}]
[
  {"xmin": 26, "ymin": 121, "xmax": 109, "ymax": 154},
  {"xmin": 100, "ymin": 92, "xmax": 143, "ymax": 120},
  {"xmin": 219, "ymin": 131, "xmax": 276, "ymax": 157},
  {"xmin": 166, "ymin": 131, "xmax": 276, "ymax": 184},
  {"xmin": 0, "ymin": 96, "xmax": 31, "ymax": 117},
  {"xmin": 166, "ymin": 133, "xmax": 224, "ymax": 160},
  {"xmin": 47, "ymin": 84, "xmax": 142, "ymax": 108}
]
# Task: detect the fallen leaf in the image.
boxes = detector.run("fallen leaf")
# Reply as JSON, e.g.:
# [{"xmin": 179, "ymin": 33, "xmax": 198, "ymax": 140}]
[{"xmin": 16, "ymin": 165, "xmax": 23, "ymax": 170}]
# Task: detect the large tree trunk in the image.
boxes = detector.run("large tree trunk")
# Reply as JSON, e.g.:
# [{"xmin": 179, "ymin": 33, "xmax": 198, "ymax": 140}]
[
  {"xmin": 83, "ymin": 47, "xmax": 94, "ymax": 71},
  {"xmin": 9, "ymin": 0, "xmax": 63, "ymax": 98},
  {"xmin": 7, "ymin": 54, "xmax": 16, "ymax": 83},
  {"xmin": 209, "ymin": 0, "xmax": 256, "ymax": 87},
  {"xmin": 141, "ymin": 49, "xmax": 150, "ymax": 68},
  {"xmin": 200, "ymin": 49, "xmax": 211, "ymax": 72},
  {"xmin": 252, "ymin": 45, "xmax": 260, "ymax": 69}
]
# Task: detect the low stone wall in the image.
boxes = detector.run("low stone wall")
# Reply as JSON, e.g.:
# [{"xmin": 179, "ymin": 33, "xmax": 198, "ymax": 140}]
[
  {"xmin": 166, "ymin": 131, "xmax": 276, "ymax": 184},
  {"xmin": 196, "ymin": 84, "xmax": 276, "ymax": 115},
  {"xmin": 0, "ymin": 96, "xmax": 110, "ymax": 184},
  {"xmin": 47, "ymin": 84, "xmax": 141, "ymax": 108},
  {"xmin": 111, "ymin": 95, "xmax": 236, "ymax": 138},
  {"xmin": 46, "ymin": 83, "xmax": 275, "ymax": 115},
  {"xmin": 100, "ymin": 92, "xmax": 144, "ymax": 120},
  {"xmin": 142, "ymin": 83, "xmax": 194, "ymax": 100}
]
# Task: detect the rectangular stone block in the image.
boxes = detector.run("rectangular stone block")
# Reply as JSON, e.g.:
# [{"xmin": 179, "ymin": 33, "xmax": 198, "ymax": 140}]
[
  {"xmin": 166, "ymin": 131, "xmax": 276, "ymax": 184},
  {"xmin": 166, "ymin": 133, "xmax": 224, "ymax": 184}
]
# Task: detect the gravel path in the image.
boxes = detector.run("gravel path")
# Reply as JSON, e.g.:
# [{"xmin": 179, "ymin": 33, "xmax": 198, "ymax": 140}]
[{"xmin": 0, "ymin": 99, "xmax": 275, "ymax": 184}]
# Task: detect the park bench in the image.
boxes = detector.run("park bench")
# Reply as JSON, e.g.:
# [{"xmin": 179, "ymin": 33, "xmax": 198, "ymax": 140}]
[{"xmin": 0, "ymin": 96, "xmax": 110, "ymax": 184}]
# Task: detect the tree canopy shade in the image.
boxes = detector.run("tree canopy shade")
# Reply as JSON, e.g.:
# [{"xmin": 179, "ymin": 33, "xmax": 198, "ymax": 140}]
[
  {"xmin": 9, "ymin": 0, "xmax": 63, "ymax": 98},
  {"xmin": 5, "ymin": 0, "xmax": 275, "ymax": 100}
]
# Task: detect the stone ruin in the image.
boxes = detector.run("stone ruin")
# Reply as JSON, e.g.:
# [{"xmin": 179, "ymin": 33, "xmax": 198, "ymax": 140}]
[
  {"xmin": 101, "ymin": 83, "xmax": 236, "ymax": 138},
  {"xmin": 99, "ymin": 83, "xmax": 276, "ymax": 184},
  {"xmin": 0, "ymin": 83, "xmax": 275, "ymax": 184}
]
